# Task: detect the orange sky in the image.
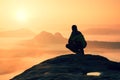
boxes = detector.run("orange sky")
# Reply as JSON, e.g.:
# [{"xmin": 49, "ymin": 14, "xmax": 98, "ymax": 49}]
[
  {"xmin": 0, "ymin": 0, "xmax": 120, "ymax": 41},
  {"xmin": 0, "ymin": 1, "xmax": 120, "ymax": 80}
]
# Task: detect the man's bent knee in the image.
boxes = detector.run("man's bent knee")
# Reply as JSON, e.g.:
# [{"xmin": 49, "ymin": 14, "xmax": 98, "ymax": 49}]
[{"xmin": 66, "ymin": 44, "xmax": 69, "ymax": 48}]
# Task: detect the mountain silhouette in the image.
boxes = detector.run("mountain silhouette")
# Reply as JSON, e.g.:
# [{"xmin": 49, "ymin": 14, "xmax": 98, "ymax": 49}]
[
  {"xmin": 20, "ymin": 31, "xmax": 67, "ymax": 47},
  {"xmin": 19, "ymin": 31, "xmax": 120, "ymax": 50},
  {"xmin": 0, "ymin": 28, "xmax": 35, "ymax": 37},
  {"xmin": 11, "ymin": 54, "xmax": 120, "ymax": 80},
  {"xmin": 34, "ymin": 31, "xmax": 67, "ymax": 44}
]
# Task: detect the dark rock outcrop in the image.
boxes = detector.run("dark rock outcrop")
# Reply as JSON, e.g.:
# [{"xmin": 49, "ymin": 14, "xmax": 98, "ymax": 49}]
[{"xmin": 11, "ymin": 54, "xmax": 120, "ymax": 80}]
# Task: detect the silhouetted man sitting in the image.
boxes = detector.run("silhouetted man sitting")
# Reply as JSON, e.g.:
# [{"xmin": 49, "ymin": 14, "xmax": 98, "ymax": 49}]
[{"xmin": 66, "ymin": 25, "xmax": 87, "ymax": 55}]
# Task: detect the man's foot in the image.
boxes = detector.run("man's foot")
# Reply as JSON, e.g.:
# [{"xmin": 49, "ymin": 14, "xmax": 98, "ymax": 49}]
[
  {"xmin": 76, "ymin": 49, "xmax": 84, "ymax": 55},
  {"xmin": 76, "ymin": 52, "xmax": 84, "ymax": 56}
]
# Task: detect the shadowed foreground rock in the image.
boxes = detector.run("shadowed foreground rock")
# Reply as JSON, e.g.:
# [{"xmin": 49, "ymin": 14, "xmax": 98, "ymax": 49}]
[{"xmin": 11, "ymin": 54, "xmax": 120, "ymax": 80}]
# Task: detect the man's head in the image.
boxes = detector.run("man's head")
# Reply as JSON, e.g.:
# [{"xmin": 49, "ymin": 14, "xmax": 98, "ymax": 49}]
[{"xmin": 72, "ymin": 25, "xmax": 78, "ymax": 31}]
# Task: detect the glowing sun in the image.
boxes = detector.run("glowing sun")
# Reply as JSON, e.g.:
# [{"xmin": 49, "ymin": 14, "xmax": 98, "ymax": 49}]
[{"xmin": 16, "ymin": 9, "xmax": 27, "ymax": 22}]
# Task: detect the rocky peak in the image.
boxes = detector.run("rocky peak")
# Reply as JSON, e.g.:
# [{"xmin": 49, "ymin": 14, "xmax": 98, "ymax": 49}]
[{"xmin": 11, "ymin": 54, "xmax": 120, "ymax": 80}]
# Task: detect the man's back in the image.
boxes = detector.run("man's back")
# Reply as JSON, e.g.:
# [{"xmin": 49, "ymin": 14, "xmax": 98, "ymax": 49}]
[{"xmin": 69, "ymin": 29, "xmax": 87, "ymax": 48}]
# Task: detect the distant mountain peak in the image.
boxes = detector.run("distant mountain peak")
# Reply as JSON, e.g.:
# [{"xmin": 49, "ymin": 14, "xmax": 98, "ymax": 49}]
[
  {"xmin": 54, "ymin": 32, "xmax": 63, "ymax": 38},
  {"xmin": 33, "ymin": 31, "xmax": 67, "ymax": 44},
  {"xmin": 40, "ymin": 31, "xmax": 53, "ymax": 36}
]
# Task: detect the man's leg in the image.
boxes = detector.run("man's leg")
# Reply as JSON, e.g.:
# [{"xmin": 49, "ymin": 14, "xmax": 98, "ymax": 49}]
[
  {"xmin": 75, "ymin": 42, "xmax": 84, "ymax": 55},
  {"xmin": 66, "ymin": 44, "xmax": 77, "ymax": 53},
  {"xmin": 77, "ymin": 49, "xmax": 84, "ymax": 55}
]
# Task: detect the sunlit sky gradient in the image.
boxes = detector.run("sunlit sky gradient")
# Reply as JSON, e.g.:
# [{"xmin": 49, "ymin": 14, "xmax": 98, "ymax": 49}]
[
  {"xmin": 0, "ymin": 1, "xmax": 120, "ymax": 80},
  {"xmin": 0, "ymin": 0, "xmax": 120, "ymax": 41}
]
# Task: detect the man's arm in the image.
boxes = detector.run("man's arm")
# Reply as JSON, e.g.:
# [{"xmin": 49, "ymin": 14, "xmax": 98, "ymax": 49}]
[{"xmin": 68, "ymin": 32, "xmax": 73, "ymax": 43}]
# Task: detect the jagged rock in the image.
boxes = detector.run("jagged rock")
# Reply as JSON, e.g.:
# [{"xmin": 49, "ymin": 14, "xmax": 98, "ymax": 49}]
[{"xmin": 11, "ymin": 54, "xmax": 120, "ymax": 80}]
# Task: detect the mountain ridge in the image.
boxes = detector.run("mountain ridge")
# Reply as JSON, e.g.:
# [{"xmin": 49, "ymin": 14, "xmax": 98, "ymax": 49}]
[{"xmin": 19, "ymin": 31, "xmax": 120, "ymax": 50}]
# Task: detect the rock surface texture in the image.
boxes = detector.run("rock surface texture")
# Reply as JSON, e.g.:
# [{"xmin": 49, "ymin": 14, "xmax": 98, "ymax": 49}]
[{"xmin": 11, "ymin": 54, "xmax": 120, "ymax": 80}]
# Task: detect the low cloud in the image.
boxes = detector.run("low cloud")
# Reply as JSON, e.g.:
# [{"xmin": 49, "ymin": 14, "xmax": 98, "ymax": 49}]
[
  {"xmin": 80, "ymin": 24, "xmax": 120, "ymax": 35},
  {"xmin": 0, "ymin": 58, "xmax": 23, "ymax": 75},
  {"xmin": 0, "ymin": 57, "xmax": 42, "ymax": 75},
  {"xmin": 83, "ymin": 28, "xmax": 120, "ymax": 35},
  {"xmin": 83, "ymin": 27, "xmax": 120, "ymax": 41},
  {"xmin": 0, "ymin": 50, "xmax": 61, "ymax": 75}
]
